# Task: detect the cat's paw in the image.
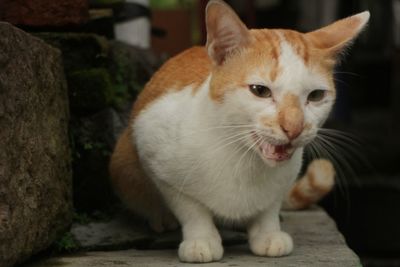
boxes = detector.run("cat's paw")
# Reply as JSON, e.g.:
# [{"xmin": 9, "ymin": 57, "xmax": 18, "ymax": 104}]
[
  {"xmin": 249, "ymin": 231, "xmax": 293, "ymax": 257},
  {"xmin": 178, "ymin": 238, "xmax": 224, "ymax": 263}
]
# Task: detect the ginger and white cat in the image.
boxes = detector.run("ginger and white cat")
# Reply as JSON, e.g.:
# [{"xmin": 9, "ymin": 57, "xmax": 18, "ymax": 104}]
[{"xmin": 110, "ymin": 0, "xmax": 369, "ymax": 263}]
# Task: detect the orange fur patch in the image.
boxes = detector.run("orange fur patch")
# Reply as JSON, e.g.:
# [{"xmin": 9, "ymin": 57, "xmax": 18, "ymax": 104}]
[
  {"xmin": 131, "ymin": 47, "xmax": 211, "ymax": 119},
  {"xmin": 288, "ymin": 185, "xmax": 310, "ymax": 209},
  {"xmin": 283, "ymin": 30, "xmax": 310, "ymax": 64},
  {"xmin": 308, "ymin": 160, "xmax": 335, "ymax": 192},
  {"xmin": 307, "ymin": 171, "xmax": 319, "ymax": 190},
  {"xmin": 285, "ymin": 159, "xmax": 335, "ymax": 210},
  {"xmin": 250, "ymin": 30, "xmax": 281, "ymax": 82}
]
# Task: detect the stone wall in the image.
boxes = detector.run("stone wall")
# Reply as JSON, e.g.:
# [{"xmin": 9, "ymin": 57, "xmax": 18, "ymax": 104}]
[{"xmin": 35, "ymin": 33, "xmax": 161, "ymax": 213}]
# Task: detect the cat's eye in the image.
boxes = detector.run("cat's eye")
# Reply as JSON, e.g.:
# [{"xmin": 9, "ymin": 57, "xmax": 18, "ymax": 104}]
[
  {"xmin": 307, "ymin": 89, "xmax": 326, "ymax": 102},
  {"xmin": 249, "ymin": 84, "xmax": 272, "ymax": 98}
]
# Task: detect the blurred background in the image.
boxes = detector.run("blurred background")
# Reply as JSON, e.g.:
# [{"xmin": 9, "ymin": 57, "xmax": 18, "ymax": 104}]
[{"xmin": 1, "ymin": 0, "xmax": 399, "ymax": 266}]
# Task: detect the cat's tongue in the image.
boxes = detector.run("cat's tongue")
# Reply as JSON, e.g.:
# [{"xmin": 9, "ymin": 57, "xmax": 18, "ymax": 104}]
[{"xmin": 260, "ymin": 143, "xmax": 292, "ymax": 161}]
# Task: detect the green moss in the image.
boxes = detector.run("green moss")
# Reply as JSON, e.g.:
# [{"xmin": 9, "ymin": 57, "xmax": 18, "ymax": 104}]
[
  {"xmin": 73, "ymin": 212, "xmax": 91, "ymax": 225},
  {"xmin": 54, "ymin": 232, "xmax": 80, "ymax": 252},
  {"xmin": 110, "ymin": 72, "xmax": 143, "ymax": 109},
  {"xmin": 109, "ymin": 43, "xmax": 152, "ymax": 108},
  {"xmin": 68, "ymin": 68, "xmax": 114, "ymax": 114},
  {"xmin": 82, "ymin": 141, "xmax": 110, "ymax": 156}
]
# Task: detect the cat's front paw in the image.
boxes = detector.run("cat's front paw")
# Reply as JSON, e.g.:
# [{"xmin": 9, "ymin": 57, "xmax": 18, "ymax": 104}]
[
  {"xmin": 178, "ymin": 238, "xmax": 224, "ymax": 263},
  {"xmin": 249, "ymin": 231, "xmax": 293, "ymax": 257}
]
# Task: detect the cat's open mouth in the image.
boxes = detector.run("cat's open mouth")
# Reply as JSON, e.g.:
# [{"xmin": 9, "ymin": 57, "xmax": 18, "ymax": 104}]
[
  {"xmin": 252, "ymin": 133, "xmax": 295, "ymax": 162},
  {"xmin": 259, "ymin": 142, "xmax": 294, "ymax": 161}
]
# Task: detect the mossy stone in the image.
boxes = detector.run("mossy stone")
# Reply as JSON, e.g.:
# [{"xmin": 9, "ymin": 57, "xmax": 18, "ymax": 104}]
[
  {"xmin": 109, "ymin": 41, "xmax": 162, "ymax": 108},
  {"xmin": 34, "ymin": 32, "xmax": 110, "ymax": 72},
  {"xmin": 68, "ymin": 68, "xmax": 115, "ymax": 114}
]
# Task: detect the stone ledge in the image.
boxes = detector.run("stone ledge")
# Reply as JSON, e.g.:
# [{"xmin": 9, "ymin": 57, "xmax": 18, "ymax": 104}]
[{"xmin": 26, "ymin": 207, "xmax": 360, "ymax": 266}]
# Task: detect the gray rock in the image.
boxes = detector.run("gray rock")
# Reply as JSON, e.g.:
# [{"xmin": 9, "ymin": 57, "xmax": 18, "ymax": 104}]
[
  {"xmin": 69, "ymin": 211, "xmax": 247, "ymax": 251},
  {"xmin": 29, "ymin": 208, "xmax": 361, "ymax": 266},
  {"xmin": 70, "ymin": 212, "xmax": 153, "ymax": 251},
  {"xmin": 0, "ymin": 23, "xmax": 72, "ymax": 267}
]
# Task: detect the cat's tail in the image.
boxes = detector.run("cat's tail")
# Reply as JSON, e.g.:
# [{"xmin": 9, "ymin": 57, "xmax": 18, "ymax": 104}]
[{"xmin": 282, "ymin": 159, "xmax": 335, "ymax": 210}]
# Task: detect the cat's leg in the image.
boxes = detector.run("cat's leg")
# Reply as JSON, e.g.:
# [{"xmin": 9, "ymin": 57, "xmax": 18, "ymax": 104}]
[
  {"xmin": 247, "ymin": 201, "xmax": 293, "ymax": 257},
  {"xmin": 158, "ymin": 184, "xmax": 223, "ymax": 263}
]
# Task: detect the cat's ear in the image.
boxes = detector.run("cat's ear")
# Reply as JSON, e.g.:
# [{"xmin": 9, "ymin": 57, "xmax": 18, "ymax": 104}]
[
  {"xmin": 305, "ymin": 11, "xmax": 370, "ymax": 56},
  {"xmin": 205, "ymin": 0, "xmax": 250, "ymax": 65}
]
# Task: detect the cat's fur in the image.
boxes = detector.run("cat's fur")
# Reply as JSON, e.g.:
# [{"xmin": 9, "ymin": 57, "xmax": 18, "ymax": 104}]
[{"xmin": 110, "ymin": 0, "xmax": 369, "ymax": 262}]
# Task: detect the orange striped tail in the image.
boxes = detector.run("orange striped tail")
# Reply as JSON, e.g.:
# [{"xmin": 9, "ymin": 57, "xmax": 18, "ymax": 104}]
[{"xmin": 283, "ymin": 159, "xmax": 335, "ymax": 210}]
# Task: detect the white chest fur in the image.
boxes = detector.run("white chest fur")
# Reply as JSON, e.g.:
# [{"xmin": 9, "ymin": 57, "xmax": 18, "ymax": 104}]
[{"xmin": 134, "ymin": 81, "xmax": 302, "ymax": 221}]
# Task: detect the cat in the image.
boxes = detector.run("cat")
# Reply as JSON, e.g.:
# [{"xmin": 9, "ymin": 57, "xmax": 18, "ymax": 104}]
[{"xmin": 109, "ymin": 0, "xmax": 369, "ymax": 263}]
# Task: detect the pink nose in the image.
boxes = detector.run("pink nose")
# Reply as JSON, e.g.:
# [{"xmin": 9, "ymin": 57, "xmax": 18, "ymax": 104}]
[
  {"xmin": 281, "ymin": 124, "xmax": 303, "ymax": 140},
  {"xmin": 277, "ymin": 94, "xmax": 304, "ymax": 141}
]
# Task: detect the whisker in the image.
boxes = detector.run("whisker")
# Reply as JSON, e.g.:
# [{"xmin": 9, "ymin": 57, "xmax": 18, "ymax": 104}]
[
  {"xmin": 311, "ymin": 137, "xmax": 349, "ymax": 198},
  {"xmin": 318, "ymin": 128, "xmax": 363, "ymax": 146},
  {"xmin": 175, "ymin": 129, "xmax": 254, "ymax": 199},
  {"xmin": 333, "ymin": 71, "xmax": 361, "ymax": 77},
  {"xmin": 232, "ymin": 134, "xmax": 261, "ymax": 179},
  {"xmin": 196, "ymin": 132, "xmax": 255, "ymax": 198},
  {"xmin": 171, "ymin": 123, "xmax": 255, "ymax": 140},
  {"xmin": 313, "ymin": 135, "xmax": 356, "ymax": 220},
  {"xmin": 333, "ymin": 78, "xmax": 351, "ymax": 88},
  {"xmin": 318, "ymin": 129, "xmax": 373, "ymax": 176}
]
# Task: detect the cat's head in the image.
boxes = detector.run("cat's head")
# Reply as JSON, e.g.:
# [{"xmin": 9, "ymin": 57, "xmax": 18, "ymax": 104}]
[{"xmin": 205, "ymin": 0, "xmax": 369, "ymax": 166}]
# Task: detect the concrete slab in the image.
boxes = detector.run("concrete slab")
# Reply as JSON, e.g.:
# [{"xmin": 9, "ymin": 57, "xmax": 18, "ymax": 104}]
[{"xmin": 26, "ymin": 208, "xmax": 361, "ymax": 267}]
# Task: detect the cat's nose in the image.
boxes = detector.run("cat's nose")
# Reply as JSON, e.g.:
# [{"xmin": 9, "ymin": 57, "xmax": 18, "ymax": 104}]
[
  {"xmin": 277, "ymin": 94, "xmax": 304, "ymax": 141},
  {"xmin": 281, "ymin": 123, "xmax": 303, "ymax": 140},
  {"xmin": 278, "ymin": 109, "xmax": 304, "ymax": 140}
]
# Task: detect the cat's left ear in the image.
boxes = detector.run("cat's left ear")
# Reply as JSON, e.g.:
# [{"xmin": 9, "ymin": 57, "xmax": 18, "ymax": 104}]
[
  {"xmin": 205, "ymin": 0, "xmax": 250, "ymax": 65},
  {"xmin": 305, "ymin": 11, "xmax": 370, "ymax": 56}
]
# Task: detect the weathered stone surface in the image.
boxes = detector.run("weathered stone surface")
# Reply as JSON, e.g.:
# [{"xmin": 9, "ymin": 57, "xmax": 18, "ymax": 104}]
[
  {"xmin": 27, "ymin": 208, "xmax": 361, "ymax": 267},
  {"xmin": 0, "ymin": 23, "xmax": 72, "ymax": 267},
  {"xmin": 0, "ymin": 0, "xmax": 89, "ymax": 27}
]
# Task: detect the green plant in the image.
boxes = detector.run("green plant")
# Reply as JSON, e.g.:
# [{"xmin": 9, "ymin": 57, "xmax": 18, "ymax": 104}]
[
  {"xmin": 54, "ymin": 232, "xmax": 80, "ymax": 252},
  {"xmin": 73, "ymin": 212, "xmax": 91, "ymax": 225}
]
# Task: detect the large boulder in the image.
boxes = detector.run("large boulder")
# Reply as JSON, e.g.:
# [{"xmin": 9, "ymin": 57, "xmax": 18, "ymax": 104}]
[{"xmin": 0, "ymin": 23, "xmax": 72, "ymax": 267}]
